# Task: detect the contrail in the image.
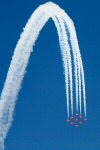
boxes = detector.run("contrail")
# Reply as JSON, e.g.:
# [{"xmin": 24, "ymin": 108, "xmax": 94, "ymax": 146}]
[{"xmin": 0, "ymin": 2, "xmax": 87, "ymax": 149}]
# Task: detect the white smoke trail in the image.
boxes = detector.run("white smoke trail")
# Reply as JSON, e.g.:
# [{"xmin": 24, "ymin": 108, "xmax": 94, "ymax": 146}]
[
  {"xmin": 47, "ymin": 3, "xmax": 86, "ymax": 116},
  {"xmin": 56, "ymin": 7, "xmax": 86, "ymax": 116},
  {"xmin": 0, "ymin": 2, "xmax": 86, "ymax": 149},
  {"xmin": 45, "ymin": 3, "xmax": 73, "ymax": 116},
  {"xmin": 50, "ymin": 17, "xmax": 70, "ymax": 118}
]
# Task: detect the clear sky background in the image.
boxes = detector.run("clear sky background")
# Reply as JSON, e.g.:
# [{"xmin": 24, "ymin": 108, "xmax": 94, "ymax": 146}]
[{"xmin": 0, "ymin": 0, "xmax": 100, "ymax": 150}]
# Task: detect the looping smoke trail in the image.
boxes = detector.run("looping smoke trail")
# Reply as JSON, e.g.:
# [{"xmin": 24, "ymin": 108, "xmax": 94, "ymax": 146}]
[{"xmin": 0, "ymin": 2, "xmax": 86, "ymax": 149}]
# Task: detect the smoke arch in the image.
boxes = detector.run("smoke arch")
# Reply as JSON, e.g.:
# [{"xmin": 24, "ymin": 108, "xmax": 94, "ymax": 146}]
[{"xmin": 0, "ymin": 2, "xmax": 86, "ymax": 150}]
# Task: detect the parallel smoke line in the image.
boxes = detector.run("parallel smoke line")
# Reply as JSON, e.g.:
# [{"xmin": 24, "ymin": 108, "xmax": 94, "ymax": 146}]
[{"xmin": 0, "ymin": 2, "xmax": 86, "ymax": 149}]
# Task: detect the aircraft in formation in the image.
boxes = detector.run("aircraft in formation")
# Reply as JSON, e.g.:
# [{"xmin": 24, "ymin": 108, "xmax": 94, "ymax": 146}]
[{"xmin": 67, "ymin": 113, "xmax": 88, "ymax": 127}]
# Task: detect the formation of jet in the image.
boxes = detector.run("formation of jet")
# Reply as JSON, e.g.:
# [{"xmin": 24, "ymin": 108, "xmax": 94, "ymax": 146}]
[{"xmin": 67, "ymin": 113, "xmax": 88, "ymax": 127}]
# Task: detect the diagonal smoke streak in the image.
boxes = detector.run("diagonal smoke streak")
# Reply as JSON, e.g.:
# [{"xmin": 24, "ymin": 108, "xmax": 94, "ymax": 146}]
[{"xmin": 0, "ymin": 2, "xmax": 86, "ymax": 149}]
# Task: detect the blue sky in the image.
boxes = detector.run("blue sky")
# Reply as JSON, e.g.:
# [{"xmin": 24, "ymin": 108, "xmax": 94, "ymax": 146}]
[{"xmin": 0, "ymin": 0, "xmax": 100, "ymax": 150}]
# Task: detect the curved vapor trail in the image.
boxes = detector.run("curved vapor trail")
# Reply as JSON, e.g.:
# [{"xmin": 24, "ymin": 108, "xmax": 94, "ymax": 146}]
[{"xmin": 0, "ymin": 2, "xmax": 86, "ymax": 149}]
